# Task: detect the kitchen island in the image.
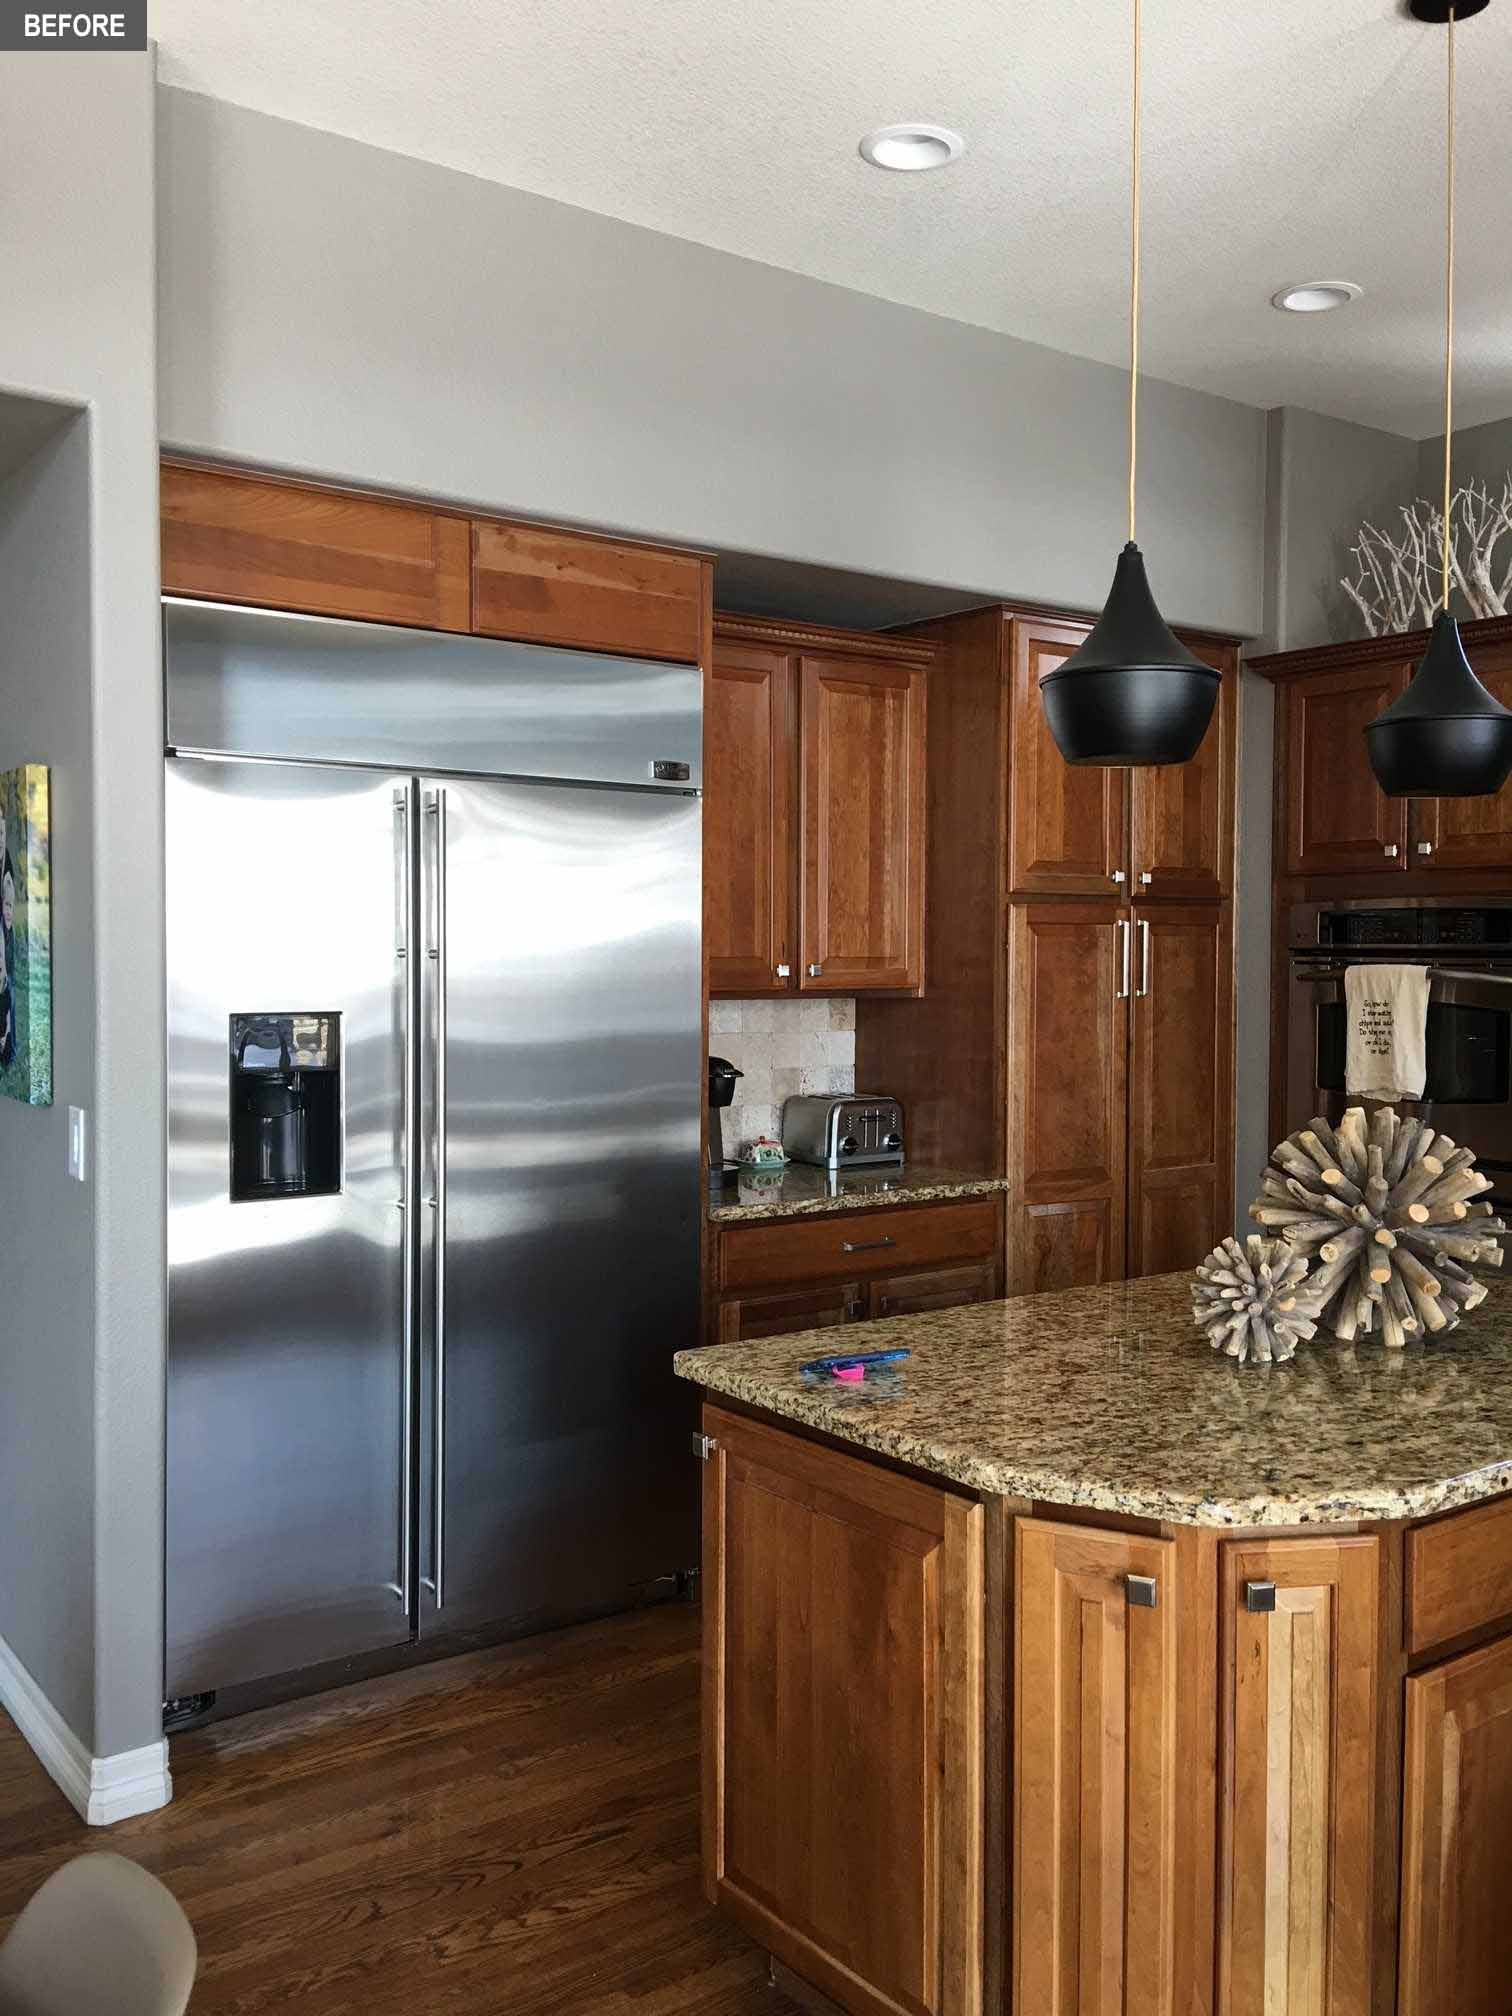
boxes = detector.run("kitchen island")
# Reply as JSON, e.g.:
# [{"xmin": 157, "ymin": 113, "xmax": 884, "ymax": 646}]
[{"xmin": 675, "ymin": 1273, "xmax": 1512, "ymax": 2016}]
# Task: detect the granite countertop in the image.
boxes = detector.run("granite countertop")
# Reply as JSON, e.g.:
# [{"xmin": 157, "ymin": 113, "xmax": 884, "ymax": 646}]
[
  {"xmin": 674, "ymin": 1272, "xmax": 1512, "ymax": 1527},
  {"xmin": 708, "ymin": 1162, "xmax": 1007, "ymax": 1223}
]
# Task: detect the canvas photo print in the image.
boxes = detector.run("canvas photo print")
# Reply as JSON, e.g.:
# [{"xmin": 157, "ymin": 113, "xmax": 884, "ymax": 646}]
[{"xmin": 0, "ymin": 764, "xmax": 52, "ymax": 1107}]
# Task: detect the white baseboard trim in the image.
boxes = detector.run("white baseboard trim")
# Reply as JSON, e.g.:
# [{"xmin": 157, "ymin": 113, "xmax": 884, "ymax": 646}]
[{"xmin": 0, "ymin": 1630, "xmax": 171, "ymax": 1825}]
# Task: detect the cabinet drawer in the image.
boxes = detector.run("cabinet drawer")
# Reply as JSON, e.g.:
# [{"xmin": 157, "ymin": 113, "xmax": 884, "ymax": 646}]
[
  {"xmin": 719, "ymin": 1197, "xmax": 1001, "ymax": 1292},
  {"xmin": 1407, "ymin": 1496, "xmax": 1512, "ymax": 1654},
  {"xmin": 472, "ymin": 519, "xmax": 704, "ymax": 662},
  {"xmin": 868, "ymin": 1262, "xmax": 997, "ymax": 1319}
]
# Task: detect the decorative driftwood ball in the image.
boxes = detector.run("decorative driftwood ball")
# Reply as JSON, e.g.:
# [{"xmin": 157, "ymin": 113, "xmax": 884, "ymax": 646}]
[
  {"xmin": 1193, "ymin": 1235, "xmax": 1320, "ymax": 1364},
  {"xmin": 1251, "ymin": 1106, "xmax": 1507, "ymax": 1347}
]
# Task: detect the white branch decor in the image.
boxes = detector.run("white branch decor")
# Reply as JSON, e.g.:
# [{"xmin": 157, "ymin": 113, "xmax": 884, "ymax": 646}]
[
  {"xmin": 1342, "ymin": 476, "xmax": 1512, "ymax": 637},
  {"xmin": 1250, "ymin": 1107, "xmax": 1507, "ymax": 1348},
  {"xmin": 1193, "ymin": 1235, "xmax": 1319, "ymax": 1364}
]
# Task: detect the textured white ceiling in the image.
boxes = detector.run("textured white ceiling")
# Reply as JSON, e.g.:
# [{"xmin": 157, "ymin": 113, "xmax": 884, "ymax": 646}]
[{"xmin": 149, "ymin": 0, "xmax": 1512, "ymax": 437}]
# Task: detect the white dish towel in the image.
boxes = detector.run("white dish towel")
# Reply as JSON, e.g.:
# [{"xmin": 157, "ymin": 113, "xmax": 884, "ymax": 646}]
[{"xmin": 1344, "ymin": 963, "xmax": 1431, "ymax": 1103}]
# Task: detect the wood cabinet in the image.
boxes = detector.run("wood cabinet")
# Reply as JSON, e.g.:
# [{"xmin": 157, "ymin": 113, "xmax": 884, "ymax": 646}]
[
  {"xmin": 1015, "ymin": 1521, "xmax": 1178, "ymax": 2016},
  {"xmin": 1399, "ymin": 1633, "xmax": 1512, "ymax": 2016},
  {"xmin": 1132, "ymin": 636, "xmax": 1237, "ymax": 901},
  {"xmin": 1218, "ymin": 1536, "xmax": 1381, "ymax": 2016},
  {"xmin": 1006, "ymin": 902, "xmax": 1233, "ymax": 1294},
  {"xmin": 161, "ymin": 461, "xmax": 472, "ymax": 632},
  {"xmin": 705, "ymin": 641, "xmax": 796, "ymax": 994},
  {"xmin": 1412, "ymin": 657, "xmax": 1512, "ymax": 869},
  {"xmin": 707, "ymin": 617, "xmax": 932, "ymax": 997},
  {"xmin": 711, "ymin": 1195, "xmax": 1004, "ymax": 1343},
  {"xmin": 471, "ymin": 517, "xmax": 704, "ymax": 661},
  {"xmin": 700, "ymin": 1404, "xmax": 984, "ymax": 2016}
]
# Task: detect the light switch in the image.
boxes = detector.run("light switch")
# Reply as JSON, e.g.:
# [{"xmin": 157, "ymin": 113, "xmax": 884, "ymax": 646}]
[{"xmin": 67, "ymin": 1106, "xmax": 88, "ymax": 1183}]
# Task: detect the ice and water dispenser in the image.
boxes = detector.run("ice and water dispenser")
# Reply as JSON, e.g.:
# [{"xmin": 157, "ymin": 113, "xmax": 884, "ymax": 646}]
[{"xmin": 229, "ymin": 1013, "xmax": 342, "ymax": 1200}]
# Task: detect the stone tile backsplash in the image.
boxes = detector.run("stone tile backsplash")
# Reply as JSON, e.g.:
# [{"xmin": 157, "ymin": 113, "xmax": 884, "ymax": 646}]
[{"xmin": 709, "ymin": 997, "xmax": 857, "ymax": 1155}]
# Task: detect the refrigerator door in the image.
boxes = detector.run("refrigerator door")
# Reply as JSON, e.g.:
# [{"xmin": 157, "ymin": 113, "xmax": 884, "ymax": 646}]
[
  {"xmin": 166, "ymin": 757, "xmax": 415, "ymax": 1694},
  {"xmin": 418, "ymin": 776, "xmax": 702, "ymax": 1634}
]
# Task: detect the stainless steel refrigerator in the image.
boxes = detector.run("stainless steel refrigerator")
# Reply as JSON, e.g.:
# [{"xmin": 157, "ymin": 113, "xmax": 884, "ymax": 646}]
[{"xmin": 164, "ymin": 598, "xmax": 703, "ymax": 1698}]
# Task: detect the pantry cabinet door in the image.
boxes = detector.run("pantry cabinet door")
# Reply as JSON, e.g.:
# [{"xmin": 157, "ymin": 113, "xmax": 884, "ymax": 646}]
[
  {"xmin": 1218, "ymin": 1536, "xmax": 1381, "ymax": 2016},
  {"xmin": 1127, "ymin": 907, "xmax": 1233, "ymax": 1278},
  {"xmin": 798, "ymin": 653, "xmax": 927, "ymax": 993},
  {"xmin": 1016, "ymin": 1520, "xmax": 1178, "ymax": 2016},
  {"xmin": 1399, "ymin": 1632, "xmax": 1512, "ymax": 2016},
  {"xmin": 1006, "ymin": 904, "xmax": 1128, "ymax": 1294},
  {"xmin": 701, "ymin": 1405, "xmax": 983, "ymax": 2016},
  {"xmin": 1130, "ymin": 640, "xmax": 1236, "ymax": 900},
  {"xmin": 705, "ymin": 642, "xmax": 797, "ymax": 995},
  {"xmin": 1008, "ymin": 620, "xmax": 1129, "ymax": 896}
]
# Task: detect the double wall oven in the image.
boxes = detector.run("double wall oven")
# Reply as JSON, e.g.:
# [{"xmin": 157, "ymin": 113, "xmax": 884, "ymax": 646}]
[{"xmin": 1286, "ymin": 900, "xmax": 1512, "ymax": 1208}]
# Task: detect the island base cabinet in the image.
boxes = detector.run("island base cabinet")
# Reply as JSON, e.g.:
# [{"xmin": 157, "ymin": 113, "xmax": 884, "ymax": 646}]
[
  {"xmin": 700, "ymin": 1404, "xmax": 985, "ymax": 2016},
  {"xmin": 1014, "ymin": 1522, "xmax": 1178, "ymax": 2016},
  {"xmin": 1218, "ymin": 1538, "xmax": 1381, "ymax": 2016},
  {"xmin": 1399, "ymin": 1634, "xmax": 1512, "ymax": 2016}
]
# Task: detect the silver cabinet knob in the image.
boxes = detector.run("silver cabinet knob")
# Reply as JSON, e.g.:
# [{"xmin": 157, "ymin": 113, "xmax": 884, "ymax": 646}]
[
  {"xmin": 1245, "ymin": 1580, "xmax": 1277, "ymax": 1614},
  {"xmin": 1125, "ymin": 1574, "xmax": 1158, "ymax": 1610},
  {"xmin": 1384, "ymin": 844, "xmax": 1400, "ymax": 858},
  {"xmin": 1138, "ymin": 871, "xmax": 1153, "ymax": 885},
  {"xmin": 1110, "ymin": 870, "xmax": 1127, "ymax": 884},
  {"xmin": 1416, "ymin": 842, "xmax": 1434, "ymax": 856},
  {"xmin": 775, "ymin": 963, "xmax": 791, "ymax": 978},
  {"xmin": 807, "ymin": 962, "xmax": 823, "ymax": 978}
]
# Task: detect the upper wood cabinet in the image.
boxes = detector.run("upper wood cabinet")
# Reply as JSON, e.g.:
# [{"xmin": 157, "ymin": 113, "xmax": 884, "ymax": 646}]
[
  {"xmin": 1015, "ymin": 1519, "xmax": 1178, "ymax": 2016},
  {"xmin": 1009, "ymin": 619, "xmax": 1129, "ymax": 895},
  {"xmin": 800, "ymin": 652, "xmax": 927, "ymax": 993},
  {"xmin": 471, "ymin": 518, "xmax": 704, "ymax": 662},
  {"xmin": 707, "ymin": 618, "xmax": 931, "ymax": 997},
  {"xmin": 1218, "ymin": 1535, "xmax": 1381, "ymax": 2016},
  {"xmin": 1280, "ymin": 660, "xmax": 1410, "ymax": 876},
  {"xmin": 1413, "ymin": 657, "xmax": 1512, "ymax": 869},
  {"xmin": 1399, "ymin": 1631, "xmax": 1512, "ymax": 2016},
  {"xmin": 1131, "ymin": 639, "xmax": 1238, "ymax": 901},
  {"xmin": 705, "ymin": 641, "xmax": 796, "ymax": 994},
  {"xmin": 1006, "ymin": 903, "xmax": 1129, "ymax": 1294},
  {"xmin": 161, "ymin": 462, "xmax": 472, "ymax": 632},
  {"xmin": 700, "ymin": 1403, "xmax": 983, "ymax": 2016},
  {"xmin": 1127, "ymin": 906, "xmax": 1233, "ymax": 1277}
]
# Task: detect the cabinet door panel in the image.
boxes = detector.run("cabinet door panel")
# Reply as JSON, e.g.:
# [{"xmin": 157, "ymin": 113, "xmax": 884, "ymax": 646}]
[
  {"xmin": 1009, "ymin": 621, "xmax": 1128, "ymax": 895},
  {"xmin": 706, "ymin": 643, "xmax": 796, "ymax": 995},
  {"xmin": 1006, "ymin": 905, "xmax": 1128, "ymax": 1293},
  {"xmin": 472, "ymin": 518, "xmax": 703, "ymax": 661},
  {"xmin": 1131, "ymin": 641, "xmax": 1236, "ymax": 899},
  {"xmin": 1413, "ymin": 651, "xmax": 1512, "ymax": 870},
  {"xmin": 702, "ymin": 1405, "xmax": 983, "ymax": 2016},
  {"xmin": 1400, "ymin": 1633, "xmax": 1512, "ymax": 2016},
  {"xmin": 1011, "ymin": 1199, "xmax": 1117, "ymax": 1296},
  {"xmin": 1282, "ymin": 664, "xmax": 1409, "ymax": 875},
  {"xmin": 867, "ymin": 1261, "xmax": 997, "ymax": 1319},
  {"xmin": 717, "ymin": 1282, "xmax": 861, "ymax": 1343},
  {"xmin": 1016, "ymin": 1521, "xmax": 1177, "ymax": 2016},
  {"xmin": 1219, "ymin": 1537, "xmax": 1380, "ymax": 2016},
  {"xmin": 161, "ymin": 462, "xmax": 471, "ymax": 632},
  {"xmin": 1128, "ymin": 908, "xmax": 1233, "ymax": 1278},
  {"xmin": 799, "ymin": 653, "xmax": 927, "ymax": 992}
]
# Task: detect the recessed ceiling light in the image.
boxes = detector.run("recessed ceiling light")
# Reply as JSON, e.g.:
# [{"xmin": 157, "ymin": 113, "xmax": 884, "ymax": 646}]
[
  {"xmin": 1271, "ymin": 280, "xmax": 1364, "ymax": 314},
  {"xmin": 859, "ymin": 124, "xmax": 966, "ymax": 173}
]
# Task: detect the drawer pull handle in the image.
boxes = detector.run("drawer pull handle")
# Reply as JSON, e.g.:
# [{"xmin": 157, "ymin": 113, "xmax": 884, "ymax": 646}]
[
  {"xmin": 1246, "ymin": 1580, "xmax": 1277, "ymax": 1614},
  {"xmin": 841, "ymin": 1236, "xmax": 898, "ymax": 1254}
]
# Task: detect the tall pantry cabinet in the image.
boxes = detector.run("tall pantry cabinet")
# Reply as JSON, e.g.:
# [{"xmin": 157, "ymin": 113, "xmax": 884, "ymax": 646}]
[{"xmin": 855, "ymin": 605, "xmax": 1238, "ymax": 1295}]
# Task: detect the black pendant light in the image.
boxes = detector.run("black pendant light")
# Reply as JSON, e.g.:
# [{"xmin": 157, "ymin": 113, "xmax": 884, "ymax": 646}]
[
  {"xmin": 1039, "ymin": 0, "xmax": 1220, "ymax": 768},
  {"xmin": 1366, "ymin": 0, "xmax": 1512, "ymax": 799}
]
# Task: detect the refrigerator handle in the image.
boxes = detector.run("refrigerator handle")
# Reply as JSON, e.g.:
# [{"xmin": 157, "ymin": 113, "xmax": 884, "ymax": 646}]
[
  {"xmin": 395, "ymin": 786, "xmax": 415, "ymax": 1615},
  {"xmin": 425, "ymin": 786, "xmax": 449, "ymax": 1610}
]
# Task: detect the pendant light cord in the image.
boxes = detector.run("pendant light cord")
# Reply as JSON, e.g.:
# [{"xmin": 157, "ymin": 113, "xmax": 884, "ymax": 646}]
[
  {"xmin": 1442, "ymin": 5, "xmax": 1456, "ymax": 612},
  {"xmin": 1128, "ymin": 0, "xmax": 1142, "ymax": 545}
]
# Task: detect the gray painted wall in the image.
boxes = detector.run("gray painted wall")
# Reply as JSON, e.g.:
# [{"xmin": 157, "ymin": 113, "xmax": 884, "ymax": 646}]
[
  {"xmin": 1419, "ymin": 416, "xmax": 1512, "ymax": 499},
  {"xmin": 157, "ymin": 88, "xmax": 1267, "ymax": 641},
  {"xmin": 0, "ymin": 50, "xmax": 161, "ymax": 1760}
]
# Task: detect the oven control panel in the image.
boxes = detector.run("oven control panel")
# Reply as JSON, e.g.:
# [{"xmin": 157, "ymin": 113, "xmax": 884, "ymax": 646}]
[{"xmin": 1314, "ymin": 907, "xmax": 1512, "ymax": 950}]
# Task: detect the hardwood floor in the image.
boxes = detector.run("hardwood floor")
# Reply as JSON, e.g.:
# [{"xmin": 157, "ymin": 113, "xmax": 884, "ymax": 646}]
[{"xmin": 0, "ymin": 1604, "xmax": 793, "ymax": 2016}]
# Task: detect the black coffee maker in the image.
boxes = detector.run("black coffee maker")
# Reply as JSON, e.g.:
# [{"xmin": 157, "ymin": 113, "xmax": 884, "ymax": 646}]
[{"xmin": 708, "ymin": 1055, "xmax": 743, "ymax": 1191}]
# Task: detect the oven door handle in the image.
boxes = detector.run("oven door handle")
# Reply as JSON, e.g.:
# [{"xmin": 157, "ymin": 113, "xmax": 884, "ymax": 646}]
[{"xmin": 1293, "ymin": 964, "xmax": 1512, "ymax": 987}]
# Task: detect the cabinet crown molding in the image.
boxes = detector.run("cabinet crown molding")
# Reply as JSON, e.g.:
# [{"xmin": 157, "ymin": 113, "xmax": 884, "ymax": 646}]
[{"xmin": 713, "ymin": 611, "xmax": 936, "ymax": 664}]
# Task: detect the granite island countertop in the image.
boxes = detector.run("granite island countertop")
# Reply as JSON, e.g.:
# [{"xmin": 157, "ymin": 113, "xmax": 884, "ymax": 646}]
[
  {"xmin": 674, "ymin": 1271, "xmax": 1512, "ymax": 1527},
  {"xmin": 708, "ymin": 1162, "xmax": 1007, "ymax": 1223}
]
